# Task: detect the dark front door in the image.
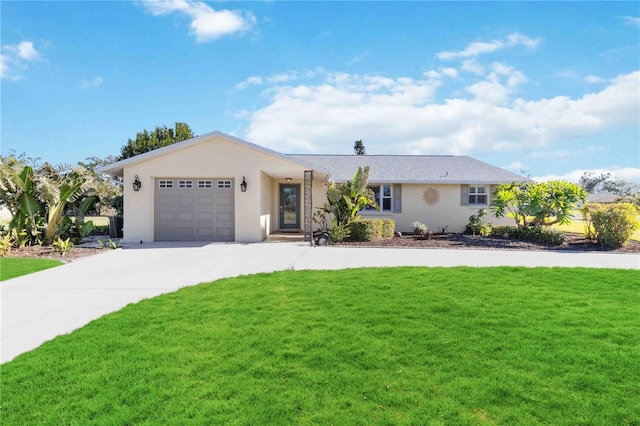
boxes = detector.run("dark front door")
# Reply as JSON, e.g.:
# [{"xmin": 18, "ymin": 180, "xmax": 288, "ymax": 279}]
[{"xmin": 279, "ymin": 184, "xmax": 300, "ymax": 229}]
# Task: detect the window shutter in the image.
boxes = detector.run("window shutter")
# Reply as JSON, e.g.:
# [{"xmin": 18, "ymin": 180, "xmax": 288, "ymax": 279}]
[
  {"xmin": 393, "ymin": 184, "xmax": 402, "ymax": 213},
  {"xmin": 460, "ymin": 184, "xmax": 469, "ymax": 206}
]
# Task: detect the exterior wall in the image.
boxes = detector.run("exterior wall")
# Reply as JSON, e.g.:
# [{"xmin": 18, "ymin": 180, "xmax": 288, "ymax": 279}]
[
  {"xmin": 260, "ymin": 172, "xmax": 273, "ymax": 240},
  {"xmin": 360, "ymin": 183, "xmax": 514, "ymax": 234},
  {"xmin": 122, "ymin": 136, "xmax": 310, "ymax": 243}
]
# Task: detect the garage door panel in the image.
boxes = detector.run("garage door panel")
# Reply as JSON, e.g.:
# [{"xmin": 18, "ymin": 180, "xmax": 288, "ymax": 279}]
[
  {"xmin": 178, "ymin": 196, "xmax": 194, "ymax": 207},
  {"xmin": 216, "ymin": 195, "xmax": 233, "ymax": 207},
  {"xmin": 155, "ymin": 178, "xmax": 234, "ymax": 241},
  {"xmin": 216, "ymin": 227, "xmax": 233, "ymax": 239},
  {"xmin": 177, "ymin": 212, "xmax": 195, "ymax": 222},
  {"xmin": 198, "ymin": 196, "xmax": 214, "ymax": 206}
]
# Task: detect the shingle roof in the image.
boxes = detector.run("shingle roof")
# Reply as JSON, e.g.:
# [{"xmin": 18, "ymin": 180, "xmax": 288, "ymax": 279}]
[{"xmin": 288, "ymin": 154, "xmax": 525, "ymax": 184}]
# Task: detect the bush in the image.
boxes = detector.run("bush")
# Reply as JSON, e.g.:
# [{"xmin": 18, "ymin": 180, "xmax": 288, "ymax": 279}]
[
  {"xmin": 489, "ymin": 225, "xmax": 565, "ymax": 245},
  {"xmin": 349, "ymin": 219, "xmax": 395, "ymax": 242},
  {"xmin": 518, "ymin": 226, "xmax": 566, "ymax": 246},
  {"xmin": 411, "ymin": 221, "xmax": 430, "ymax": 236},
  {"xmin": 589, "ymin": 203, "xmax": 640, "ymax": 247},
  {"xmin": 490, "ymin": 225, "xmax": 519, "ymax": 239},
  {"xmin": 465, "ymin": 209, "xmax": 492, "ymax": 236},
  {"xmin": 327, "ymin": 221, "xmax": 351, "ymax": 243}
]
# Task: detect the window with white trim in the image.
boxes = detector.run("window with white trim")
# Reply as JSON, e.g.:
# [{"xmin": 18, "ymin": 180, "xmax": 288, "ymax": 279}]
[
  {"xmin": 367, "ymin": 184, "xmax": 392, "ymax": 212},
  {"xmin": 158, "ymin": 180, "xmax": 173, "ymax": 189},
  {"xmin": 217, "ymin": 180, "xmax": 232, "ymax": 189},
  {"xmin": 198, "ymin": 180, "xmax": 213, "ymax": 189},
  {"xmin": 469, "ymin": 186, "xmax": 487, "ymax": 205},
  {"xmin": 178, "ymin": 180, "xmax": 193, "ymax": 189}
]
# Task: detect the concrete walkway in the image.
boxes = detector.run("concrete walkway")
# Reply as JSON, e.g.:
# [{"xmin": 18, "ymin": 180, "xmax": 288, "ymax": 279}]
[{"xmin": 2, "ymin": 242, "xmax": 639, "ymax": 363}]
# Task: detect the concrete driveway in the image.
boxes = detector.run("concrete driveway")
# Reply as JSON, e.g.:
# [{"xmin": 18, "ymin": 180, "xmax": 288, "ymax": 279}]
[{"xmin": 2, "ymin": 241, "xmax": 639, "ymax": 363}]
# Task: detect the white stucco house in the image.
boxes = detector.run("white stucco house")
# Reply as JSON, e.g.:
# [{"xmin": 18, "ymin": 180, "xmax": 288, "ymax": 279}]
[{"xmin": 98, "ymin": 131, "xmax": 525, "ymax": 243}]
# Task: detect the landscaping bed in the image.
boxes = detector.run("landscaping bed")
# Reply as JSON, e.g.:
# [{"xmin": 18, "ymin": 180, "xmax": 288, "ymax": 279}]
[
  {"xmin": 335, "ymin": 232, "xmax": 640, "ymax": 253},
  {"xmin": 3, "ymin": 245, "xmax": 105, "ymax": 262}
]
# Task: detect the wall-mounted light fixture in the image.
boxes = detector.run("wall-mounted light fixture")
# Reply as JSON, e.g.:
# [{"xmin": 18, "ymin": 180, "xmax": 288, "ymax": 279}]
[
  {"xmin": 285, "ymin": 177, "xmax": 292, "ymax": 183},
  {"xmin": 240, "ymin": 176, "xmax": 247, "ymax": 192},
  {"xmin": 133, "ymin": 175, "xmax": 142, "ymax": 192}
]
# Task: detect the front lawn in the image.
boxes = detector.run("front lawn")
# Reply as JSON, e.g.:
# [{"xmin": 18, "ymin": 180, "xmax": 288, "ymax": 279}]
[
  {"xmin": 2, "ymin": 267, "xmax": 638, "ymax": 424},
  {"xmin": 0, "ymin": 257, "xmax": 64, "ymax": 281}
]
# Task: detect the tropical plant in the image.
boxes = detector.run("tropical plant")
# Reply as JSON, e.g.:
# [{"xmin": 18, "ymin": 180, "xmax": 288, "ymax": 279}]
[
  {"xmin": 36, "ymin": 164, "xmax": 93, "ymax": 244},
  {"xmin": 98, "ymin": 238, "xmax": 121, "ymax": 249},
  {"xmin": 490, "ymin": 180, "xmax": 586, "ymax": 228},
  {"xmin": 316, "ymin": 167, "xmax": 379, "ymax": 231},
  {"xmin": 0, "ymin": 161, "xmax": 45, "ymax": 246},
  {"xmin": 0, "ymin": 233, "xmax": 14, "ymax": 256},
  {"xmin": 411, "ymin": 221, "xmax": 429, "ymax": 236},
  {"xmin": 52, "ymin": 237, "xmax": 74, "ymax": 256},
  {"xmin": 465, "ymin": 208, "xmax": 492, "ymax": 236}
]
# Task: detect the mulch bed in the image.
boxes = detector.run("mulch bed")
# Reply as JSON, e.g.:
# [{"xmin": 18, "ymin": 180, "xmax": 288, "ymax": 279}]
[
  {"xmin": 4, "ymin": 233, "xmax": 639, "ymax": 263},
  {"xmin": 335, "ymin": 233, "xmax": 640, "ymax": 253},
  {"xmin": 3, "ymin": 246, "xmax": 106, "ymax": 262}
]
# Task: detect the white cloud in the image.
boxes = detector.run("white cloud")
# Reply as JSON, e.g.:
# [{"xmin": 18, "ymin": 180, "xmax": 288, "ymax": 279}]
[
  {"xmin": 504, "ymin": 161, "xmax": 527, "ymax": 172},
  {"xmin": 461, "ymin": 59, "xmax": 484, "ymax": 75},
  {"xmin": 533, "ymin": 167, "xmax": 640, "ymax": 184},
  {"xmin": 235, "ymin": 76, "xmax": 263, "ymax": 90},
  {"xmin": 1, "ymin": 40, "xmax": 40, "ymax": 80},
  {"xmin": 440, "ymin": 67, "xmax": 458, "ymax": 78},
  {"xmin": 141, "ymin": 0, "xmax": 255, "ymax": 42},
  {"xmin": 585, "ymin": 75, "xmax": 605, "ymax": 84},
  {"xmin": 623, "ymin": 16, "xmax": 640, "ymax": 27},
  {"xmin": 81, "ymin": 76, "xmax": 104, "ymax": 89},
  {"xmin": 436, "ymin": 32, "xmax": 540, "ymax": 60},
  {"xmin": 243, "ymin": 69, "xmax": 639, "ymax": 158}
]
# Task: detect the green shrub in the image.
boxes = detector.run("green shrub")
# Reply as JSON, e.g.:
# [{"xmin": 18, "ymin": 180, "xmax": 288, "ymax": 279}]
[
  {"xmin": 381, "ymin": 219, "xmax": 395, "ymax": 238},
  {"xmin": 465, "ymin": 209, "xmax": 492, "ymax": 236},
  {"xmin": 349, "ymin": 218, "xmax": 395, "ymax": 241},
  {"xmin": 490, "ymin": 225, "xmax": 519, "ymax": 239},
  {"xmin": 518, "ymin": 226, "xmax": 566, "ymax": 246},
  {"xmin": 590, "ymin": 203, "xmax": 640, "ymax": 247},
  {"xmin": 327, "ymin": 221, "xmax": 351, "ymax": 243}
]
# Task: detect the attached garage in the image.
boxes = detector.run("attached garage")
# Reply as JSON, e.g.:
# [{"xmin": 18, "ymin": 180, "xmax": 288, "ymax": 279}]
[{"xmin": 154, "ymin": 178, "xmax": 235, "ymax": 241}]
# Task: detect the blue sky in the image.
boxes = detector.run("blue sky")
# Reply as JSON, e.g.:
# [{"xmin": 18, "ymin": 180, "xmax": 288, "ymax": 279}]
[{"xmin": 2, "ymin": 1, "xmax": 639, "ymax": 183}]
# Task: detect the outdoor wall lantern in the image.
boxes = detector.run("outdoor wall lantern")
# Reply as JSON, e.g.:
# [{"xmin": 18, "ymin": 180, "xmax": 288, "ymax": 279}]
[
  {"xmin": 240, "ymin": 176, "xmax": 247, "ymax": 192},
  {"xmin": 133, "ymin": 175, "xmax": 142, "ymax": 192},
  {"xmin": 285, "ymin": 177, "xmax": 292, "ymax": 183}
]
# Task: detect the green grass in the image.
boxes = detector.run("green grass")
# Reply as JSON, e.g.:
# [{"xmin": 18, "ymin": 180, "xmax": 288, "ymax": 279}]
[
  {"xmin": 0, "ymin": 257, "xmax": 63, "ymax": 281},
  {"xmin": 2, "ymin": 267, "xmax": 639, "ymax": 425}
]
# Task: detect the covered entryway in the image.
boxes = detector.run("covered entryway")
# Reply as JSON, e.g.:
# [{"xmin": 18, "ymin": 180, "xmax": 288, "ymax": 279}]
[
  {"xmin": 154, "ymin": 178, "xmax": 234, "ymax": 241},
  {"xmin": 279, "ymin": 184, "xmax": 301, "ymax": 230}
]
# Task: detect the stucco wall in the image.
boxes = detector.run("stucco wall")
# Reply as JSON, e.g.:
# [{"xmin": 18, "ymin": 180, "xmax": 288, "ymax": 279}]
[
  {"xmin": 360, "ymin": 184, "xmax": 514, "ymax": 233},
  {"xmin": 122, "ymin": 136, "xmax": 314, "ymax": 243},
  {"xmin": 260, "ymin": 172, "xmax": 273, "ymax": 240}
]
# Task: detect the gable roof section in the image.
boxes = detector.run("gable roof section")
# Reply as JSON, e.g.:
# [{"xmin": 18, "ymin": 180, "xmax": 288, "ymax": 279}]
[
  {"xmin": 288, "ymin": 154, "xmax": 525, "ymax": 184},
  {"xmin": 97, "ymin": 131, "xmax": 328, "ymax": 177}
]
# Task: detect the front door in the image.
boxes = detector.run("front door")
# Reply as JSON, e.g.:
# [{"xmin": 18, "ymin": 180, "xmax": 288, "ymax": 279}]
[{"xmin": 279, "ymin": 184, "xmax": 300, "ymax": 229}]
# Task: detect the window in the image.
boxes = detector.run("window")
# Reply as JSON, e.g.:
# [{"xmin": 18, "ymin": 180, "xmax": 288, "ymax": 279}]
[
  {"xmin": 217, "ymin": 180, "xmax": 232, "ymax": 189},
  {"xmin": 158, "ymin": 180, "xmax": 173, "ymax": 189},
  {"xmin": 469, "ymin": 186, "xmax": 487, "ymax": 205},
  {"xmin": 198, "ymin": 180, "xmax": 213, "ymax": 189},
  {"xmin": 178, "ymin": 180, "xmax": 193, "ymax": 189},
  {"xmin": 367, "ymin": 184, "xmax": 392, "ymax": 212}
]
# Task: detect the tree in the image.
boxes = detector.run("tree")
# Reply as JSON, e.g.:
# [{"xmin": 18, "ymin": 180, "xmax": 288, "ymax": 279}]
[
  {"xmin": 490, "ymin": 180, "xmax": 586, "ymax": 228},
  {"xmin": 353, "ymin": 140, "xmax": 366, "ymax": 155},
  {"xmin": 119, "ymin": 122, "xmax": 195, "ymax": 160},
  {"xmin": 578, "ymin": 171, "xmax": 611, "ymax": 194},
  {"xmin": 77, "ymin": 156, "xmax": 123, "ymax": 216}
]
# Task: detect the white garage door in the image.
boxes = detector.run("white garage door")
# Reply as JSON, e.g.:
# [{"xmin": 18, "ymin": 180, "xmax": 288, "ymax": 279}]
[{"xmin": 154, "ymin": 178, "xmax": 235, "ymax": 241}]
